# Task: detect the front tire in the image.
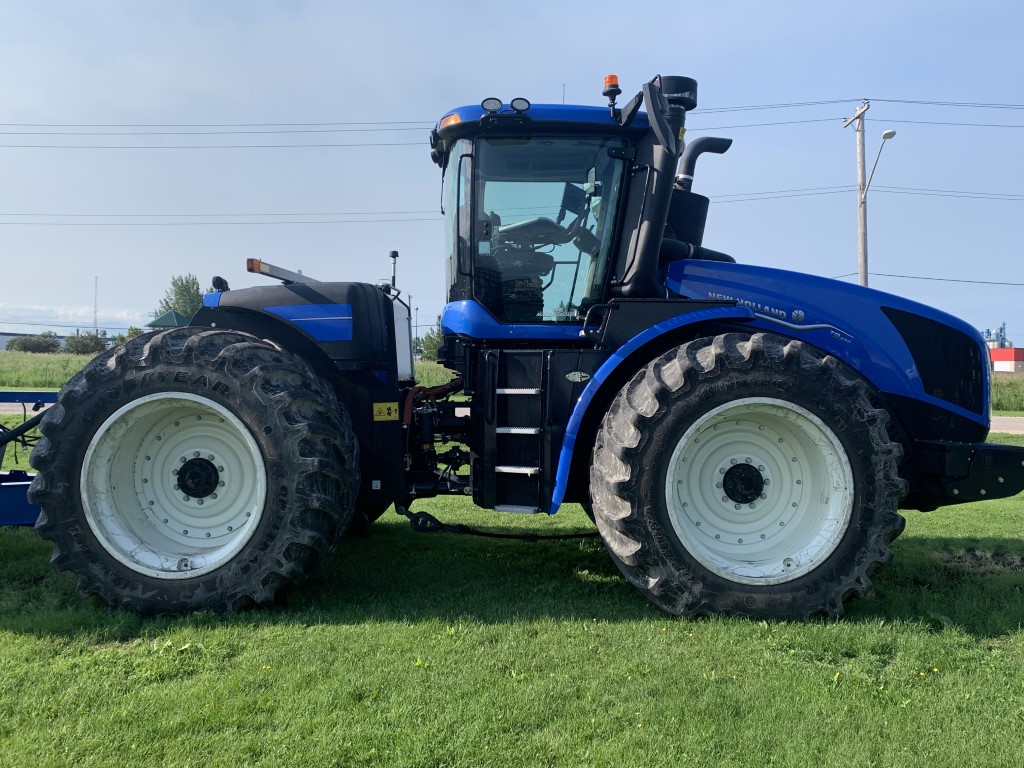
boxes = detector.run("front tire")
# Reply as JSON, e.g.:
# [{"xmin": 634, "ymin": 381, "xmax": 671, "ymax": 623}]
[
  {"xmin": 29, "ymin": 328, "xmax": 358, "ymax": 614},
  {"xmin": 591, "ymin": 332, "xmax": 906, "ymax": 619}
]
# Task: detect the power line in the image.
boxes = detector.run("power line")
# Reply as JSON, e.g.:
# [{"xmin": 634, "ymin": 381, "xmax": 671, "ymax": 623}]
[
  {"xmin": 3, "ymin": 110, "xmax": 1023, "ymax": 151},
  {"xmin": 687, "ymin": 117, "xmax": 843, "ymax": 131},
  {"xmin": 1, "ymin": 95, "xmax": 1020, "ymax": 133},
  {"xmin": 0, "ymin": 210, "xmax": 439, "ymax": 218},
  {"xmin": 696, "ymin": 99, "xmax": 858, "ymax": 114},
  {"xmin": 2, "ymin": 185, "xmax": 1020, "ymax": 222},
  {"xmin": 712, "ymin": 189, "xmax": 855, "ymax": 203},
  {"xmin": 877, "ymin": 118, "xmax": 1024, "ymax": 129},
  {"xmin": 0, "ymin": 217, "xmax": 441, "ymax": 226},
  {"xmin": 875, "ymin": 272, "xmax": 1024, "ymax": 286},
  {"xmin": 0, "ymin": 320, "xmax": 137, "ymax": 331},
  {"xmin": 867, "ymin": 98, "xmax": 1024, "ymax": 110},
  {"xmin": 0, "ymin": 141, "xmax": 424, "ymax": 150},
  {"xmin": 833, "ymin": 272, "xmax": 1024, "ymax": 287},
  {"xmin": 0, "ymin": 126, "xmax": 431, "ymax": 137},
  {"xmin": 875, "ymin": 190, "xmax": 1024, "ymax": 201},
  {"xmin": 0, "ymin": 120, "xmax": 433, "ymax": 128}
]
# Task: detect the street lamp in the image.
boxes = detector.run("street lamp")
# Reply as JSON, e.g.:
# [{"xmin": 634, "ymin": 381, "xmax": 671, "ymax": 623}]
[
  {"xmin": 844, "ymin": 101, "xmax": 897, "ymax": 287},
  {"xmin": 866, "ymin": 129, "xmax": 897, "ymax": 198}
]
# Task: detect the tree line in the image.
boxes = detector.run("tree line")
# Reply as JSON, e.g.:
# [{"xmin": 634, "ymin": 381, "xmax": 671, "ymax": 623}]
[
  {"xmin": 5, "ymin": 274, "xmax": 204, "ymax": 355},
  {"xmin": 7, "ymin": 273, "xmax": 448, "ymax": 361}
]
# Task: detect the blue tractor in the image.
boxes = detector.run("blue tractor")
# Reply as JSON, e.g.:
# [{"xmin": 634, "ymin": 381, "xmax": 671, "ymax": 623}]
[{"xmin": 6, "ymin": 74, "xmax": 1023, "ymax": 618}]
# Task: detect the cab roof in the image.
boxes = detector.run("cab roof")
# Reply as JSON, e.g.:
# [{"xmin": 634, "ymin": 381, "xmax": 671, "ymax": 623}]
[{"xmin": 435, "ymin": 103, "xmax": 650, "ymax": 137}]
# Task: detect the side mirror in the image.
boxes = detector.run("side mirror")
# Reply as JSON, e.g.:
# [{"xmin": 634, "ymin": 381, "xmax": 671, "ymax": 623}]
[{"xmin": 642, "ymin": 80, "xmax": 677, "ymax": 155}]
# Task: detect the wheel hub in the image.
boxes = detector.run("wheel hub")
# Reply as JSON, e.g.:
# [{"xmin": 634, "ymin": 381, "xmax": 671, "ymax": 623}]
[
  {"xmin": 177, "ymin": 457, "xmax": 220, "ymax": 499},
  {"xmin": 80, "ymin": 392, "xmax": 267, "ymax": 580},
  {"xmin": 723, "ymin": 463, "xmax": 765, "ymax": 505},
  {"xmin": 664, "ymin": 398, "xmax": 854, "ymax": 585}
]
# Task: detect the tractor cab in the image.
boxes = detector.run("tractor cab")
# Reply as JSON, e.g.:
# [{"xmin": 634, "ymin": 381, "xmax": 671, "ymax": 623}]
[
  {"xmin": 431, "ymin": 75, "xmax": 725, "ymax": 339},
  {"xmin": 437, "ymin": 122, "xmax": 632, "ymax": 325}
]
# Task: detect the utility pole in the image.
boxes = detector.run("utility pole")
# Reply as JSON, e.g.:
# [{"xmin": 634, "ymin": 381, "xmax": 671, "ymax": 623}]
[
  {"xmin": 844, "ymin": 102, "xmax": 896, "ymax": 288},
  {"xmin": 94, "ymin": 276, "xmax": 98, "ymax": 334},
  {"xmin": 843, "ymin": 102, "xmax": 870, "ymax": 287}
]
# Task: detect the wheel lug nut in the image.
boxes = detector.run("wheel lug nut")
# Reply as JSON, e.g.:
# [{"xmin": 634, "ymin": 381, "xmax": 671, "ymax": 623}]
[
  {"xmin": 197, "ymin": 499, "xmax": 204, "ymax": 506},
  {"xmin": 179, "ymin": 457, "xmax": 186, "ymax": 464},
  {"xmin": 193, "ymin": 451, "xmax": 200, "ymax": 458}
]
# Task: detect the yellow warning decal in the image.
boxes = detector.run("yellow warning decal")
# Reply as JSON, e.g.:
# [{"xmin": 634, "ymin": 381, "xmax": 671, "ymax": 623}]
[{"xmin": 373, "ymin": 402, "xmax": 400, "ymax": 421}]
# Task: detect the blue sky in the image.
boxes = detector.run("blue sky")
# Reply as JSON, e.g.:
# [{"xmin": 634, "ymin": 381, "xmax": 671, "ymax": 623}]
[{"xmin": 1, "ymin": 1, "xmax": 1021, "ymax": 343}]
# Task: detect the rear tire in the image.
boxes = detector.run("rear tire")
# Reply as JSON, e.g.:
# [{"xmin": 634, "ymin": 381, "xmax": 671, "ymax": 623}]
[
  {"xmin": 29, "ymin": 328, "xmax": 358, "ymax": 614},
  {"xmin": 591, "ymin": 332, "xmax": 906, "ymax": 619}
]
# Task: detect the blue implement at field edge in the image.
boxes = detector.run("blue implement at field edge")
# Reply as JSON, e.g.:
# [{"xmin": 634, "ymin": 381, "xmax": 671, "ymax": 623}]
[
  {"xmin": 0, "ymin": 470, "xmax": 38, "ymax": 526},
  {"xmin": 0, "ymin": 391, "xmax": 57, "ymax": 526}
]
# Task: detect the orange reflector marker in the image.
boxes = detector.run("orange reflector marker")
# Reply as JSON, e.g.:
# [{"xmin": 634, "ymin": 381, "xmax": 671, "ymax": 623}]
[
  {"xmin": 246, "ymin": 258, "xmax": 265, "ymax": 274},
  {"xmin": 438, "ymin": 113, "xmax": 461, "ymax": 130}
]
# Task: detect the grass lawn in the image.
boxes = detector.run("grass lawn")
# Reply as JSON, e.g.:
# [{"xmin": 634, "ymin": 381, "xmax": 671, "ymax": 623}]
[{"xmin": 1, "ymin": 437, "xmax": 1024, "ymax": 766}]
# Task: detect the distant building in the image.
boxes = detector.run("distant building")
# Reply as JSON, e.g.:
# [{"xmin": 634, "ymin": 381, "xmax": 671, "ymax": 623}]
[
  {"xmin": 147, "ymin": 310, "xmax": 191, "ymax": 329},
  {"xmin": 990, "ymin": 348, "xmax": 1024, "ymax": 374}
]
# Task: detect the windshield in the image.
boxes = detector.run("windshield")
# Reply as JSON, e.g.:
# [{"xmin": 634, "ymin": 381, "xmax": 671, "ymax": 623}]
[{"xmin": 467, "ymin": 135, "xmax": 627, "ymax": 323}]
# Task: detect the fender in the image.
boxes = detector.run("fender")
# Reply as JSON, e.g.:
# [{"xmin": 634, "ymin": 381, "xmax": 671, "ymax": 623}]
[
  {"xmin": 549, "ymin": 305, "xmax": 755, "ymax": 512},
  {"xmin": 667, "ymin": 259, "xmax": 991, "ymax": 431}
]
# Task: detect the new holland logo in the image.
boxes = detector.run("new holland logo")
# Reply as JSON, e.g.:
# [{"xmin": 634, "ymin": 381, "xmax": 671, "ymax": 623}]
[{"xmin": 565, "ymin": 371, "xmax": 591, "ymax": 383}]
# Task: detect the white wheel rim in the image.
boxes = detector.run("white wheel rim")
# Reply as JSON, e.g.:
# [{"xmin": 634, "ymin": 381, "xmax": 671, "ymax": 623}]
[
  {"xmin": 80, "ymin": 393, "xmax": 268, "ymax": 580},
  {"xmin": 664, "ymin": 397, "xmax": 854, "ymax": 585}
]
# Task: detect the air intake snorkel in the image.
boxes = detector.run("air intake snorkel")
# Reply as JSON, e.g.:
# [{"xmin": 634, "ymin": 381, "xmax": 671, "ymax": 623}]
[{"xmin": 613, "ymin": 75, "xmax": 698, "ymax": 298}]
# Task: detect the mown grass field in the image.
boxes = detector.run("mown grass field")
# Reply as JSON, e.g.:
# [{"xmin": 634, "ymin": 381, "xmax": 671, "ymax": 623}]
[
  {"xmin": 4, "ymin": 355, "xmax": 1024, "ymax": 765},
  {"xmin": 3, "ymin": 449, "xmax": 1024, "ymax": 767}
]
